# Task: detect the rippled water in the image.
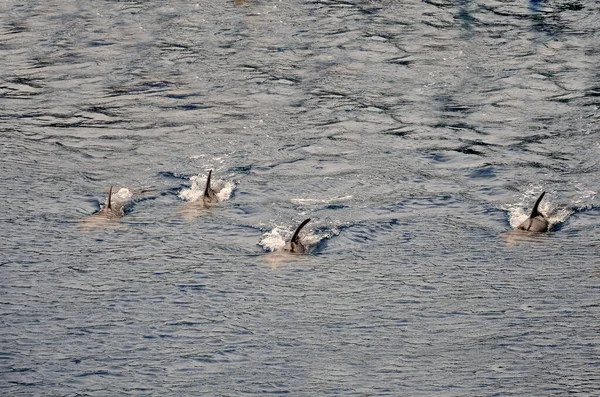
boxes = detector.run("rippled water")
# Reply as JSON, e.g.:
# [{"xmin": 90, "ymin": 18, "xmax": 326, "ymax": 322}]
[{"xmin": 1, "ymin": 0, "xmax": 599, "ymax": 395}]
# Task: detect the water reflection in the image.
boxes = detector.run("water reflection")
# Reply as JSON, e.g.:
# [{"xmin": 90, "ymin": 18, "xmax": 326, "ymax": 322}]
[
  {"xmin": 457, "ymin": 0, "xmax": 475, "ymax": 33},
  {"xmin": 529, "ymin": 0, "xmax": 544, "ymax": 12}
]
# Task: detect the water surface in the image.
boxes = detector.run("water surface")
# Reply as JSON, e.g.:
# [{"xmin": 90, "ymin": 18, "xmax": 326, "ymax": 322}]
[{"xmin": 1, "ymin": 0, "xmax": 599, "ymax": 395}]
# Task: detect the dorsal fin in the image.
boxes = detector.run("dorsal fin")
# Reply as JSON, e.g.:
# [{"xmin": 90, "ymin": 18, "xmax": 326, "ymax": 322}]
[
  {"xmin": 203, "ymin": 170, "xmax": 213, "ymax": 198},
  {"xmin": 106, "ymin": 186, "xmax": 113, "ymax": 210},
  {"xmin": 291, "ymin": 218, "xmax": 311, "ymax": 244},
  {"xmin": 530, "ymin": 191, "xmax": 546, "ymax": 218}
]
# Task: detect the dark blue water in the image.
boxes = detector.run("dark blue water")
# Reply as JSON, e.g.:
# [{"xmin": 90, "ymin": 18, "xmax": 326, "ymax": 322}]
[{"xmin": 1, "ymin": 0, "xmax": 599, "ymax": 395}]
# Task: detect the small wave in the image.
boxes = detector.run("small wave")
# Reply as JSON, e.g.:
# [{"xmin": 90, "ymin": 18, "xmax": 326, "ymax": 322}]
[
  {"xmin": 571, "ymin": 186, "xmax": 597, "ymax": 209},
  {"xmin": 290, "ymin": 195, "xmax": 353, "ymax": 205}
]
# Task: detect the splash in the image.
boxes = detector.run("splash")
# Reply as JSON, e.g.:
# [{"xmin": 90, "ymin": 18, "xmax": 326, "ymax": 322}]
[
  {"xmin": 215, "ymin": 180, "xmax": 236, "ymax": 202},
  {"xmin": 258, "ymin": 227, "xmax": 287, "ymax": 252},
  {"xmin": 178, "ymin": 173, "xmax": 236, "ymax": 203},
  {"xmin": 112, "ymin": 188, "xmax": 133, "ymax": 203}
]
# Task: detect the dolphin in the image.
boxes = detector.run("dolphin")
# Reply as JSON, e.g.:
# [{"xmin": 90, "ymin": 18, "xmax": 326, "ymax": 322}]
[
  {"xmin": 203, "ymin": 169, "xmax": 218, "ymax": 205},
  {"xmin": 98, "ymin": 186, "xmax": 126, "ymax": 218},
  {"xmin": 79, "ymin": 186, "xmax": 126, "ymax": 230},
  {"xmin": 283, "ymin": 218, "xmax": 312, "ymax": 253},
  {"xmin": 98, "ymin": 186, "xmax": 115, "ymax": 217},
  {"xmin": 178, "ymin": 170, "xmax": 226, "ymax": 221},
  {"xmin": 517, "ymin": 192, "xmax": 549, "ymax": 232}
]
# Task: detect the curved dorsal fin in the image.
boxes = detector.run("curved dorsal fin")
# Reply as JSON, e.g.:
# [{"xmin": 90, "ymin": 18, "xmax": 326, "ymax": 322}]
[
  {"xmin": 107, "ymin": 186, "xmax": 113, "ymax": 210},
  {"xmin": 530, "ymin": 191, "xmax": 546, "ymax": 218},
  {"xmin": 291, "ymin": 218, "xmax": 311, "ymax": 244},
  {"xmin": 203, "ymin": 170, "xmax": 213, "ymax": 198}
]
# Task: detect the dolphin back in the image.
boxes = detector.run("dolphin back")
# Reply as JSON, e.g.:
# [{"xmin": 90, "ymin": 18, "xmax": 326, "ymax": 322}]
[
  {"xmin": 204, "ymin": 170, "xmax": 213, "ymax": 198},
  {"xmin": 291, "ymin": 218, "xmax": 311, "ymax": 244},
  {"xmin": 106, "ymin": 186, "xmax": 113, "ymax": 210},
  {"xmin": 517, "ymin": 191, "xmax": 549, "ymax": 232},
  {"xmin": 530, "ymin": 191, "xmax": 546, "ymax": 218},
  {"xmin": 202, "ymin": 169, "xmax": 219, "ymax": 204}
]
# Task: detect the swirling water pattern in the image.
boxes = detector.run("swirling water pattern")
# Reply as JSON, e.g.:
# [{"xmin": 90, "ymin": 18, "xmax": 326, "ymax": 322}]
[{"xmin": 1, "ymin": 0, "xmax": 599, "ymax": 395}]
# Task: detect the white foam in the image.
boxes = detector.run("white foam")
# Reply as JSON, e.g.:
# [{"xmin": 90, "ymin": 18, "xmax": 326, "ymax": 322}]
[
  {"xmin": 104, "ymin": 187, "xmax": 133, "ymax": 208},
  {"xmin": 114, "ymin": 188, "xmax": 133, "ymax": 201},
  {"xmin": 179, "ymin": 175, "xmax": 206, "ymax": 202},
  {"xmin": 258, "ymin": 227, "xmax": 287, "ymax": 252},
  {"xmin": 216, "ymin": 180, "xmax": 236, "ymax": 202}
]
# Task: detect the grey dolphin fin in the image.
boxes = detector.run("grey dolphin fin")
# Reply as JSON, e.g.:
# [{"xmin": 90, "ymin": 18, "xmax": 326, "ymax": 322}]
[
  {"xmin": 530, "ymin": 191, "xmax": 545, "ymax": 218},
  {"xmin": 291, "ymin": 218, "xmax": 311, "ymax": 244},
  {"xmin": 107, "ymin": 186, "xmax": 113, "ymax": 210},
  {"xmin": 203, "ymin": 169, "xmax": 213, "ymax": 198}
]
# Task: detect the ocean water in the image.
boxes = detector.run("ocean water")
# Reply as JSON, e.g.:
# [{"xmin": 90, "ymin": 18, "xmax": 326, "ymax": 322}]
[{"xmin": 1, "ymin": 0, "xmax": 599, "ymax": 395}]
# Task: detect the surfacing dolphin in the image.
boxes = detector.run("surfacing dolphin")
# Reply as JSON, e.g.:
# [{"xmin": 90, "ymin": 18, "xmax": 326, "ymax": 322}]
[
  {"xmin": 178, "ymin": 169, "xmax": 223, "ymax": 221},
  {"xmin": 79, "ymin": 186, "xmax": 126, "ymax": 230},
  {"xmin": 283, "ymin": 218, "xmax": 312, "ymax": 253},
  {"xmin": 99, "ymin": 186, "xmax": 125, "ymax": 218},
  {"xmin": 517, "ymin": 192, "xmax": 549, "ymax": 232}
]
